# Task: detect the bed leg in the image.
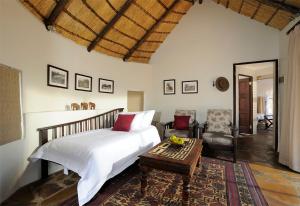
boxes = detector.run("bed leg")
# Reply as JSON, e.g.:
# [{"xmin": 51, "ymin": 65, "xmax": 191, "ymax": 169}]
[{"xmin": 41, "ymin": 160, "xmax": 49, "ymax": 179}]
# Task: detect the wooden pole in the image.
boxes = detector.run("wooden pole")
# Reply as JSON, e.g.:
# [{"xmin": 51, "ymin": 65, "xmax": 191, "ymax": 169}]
[
  {"xmin": 87, "ymin": 0, "xmax": 134, "ymax": 52},
  {"xmin": 44, "ymin": 0, "xmax": 70, "ymax": 30},
  {"xmin": 123, "ymin": 0, "xmax": 180, "ymax": 61},
  {"xmin": 266, "ymin": 7, "xmax": 279, "ymax": 25},
  {"xmin": 255, "ymin": 0, "xmax": 300, "ymax": 15}
]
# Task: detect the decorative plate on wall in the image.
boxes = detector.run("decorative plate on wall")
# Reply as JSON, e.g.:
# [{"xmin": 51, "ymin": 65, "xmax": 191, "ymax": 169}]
[{"xmin": 215, "ymin": 77, "xmax": 229, "ymax": 92}]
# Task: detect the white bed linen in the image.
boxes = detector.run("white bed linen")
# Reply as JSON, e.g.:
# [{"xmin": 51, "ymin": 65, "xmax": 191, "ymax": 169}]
[{"xmin": 30, "ymin": 126, "xmax": 161, "ymax": 206}]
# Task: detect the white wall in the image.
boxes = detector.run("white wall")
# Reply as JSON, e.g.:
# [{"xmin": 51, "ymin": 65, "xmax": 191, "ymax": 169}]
[
  {"xmin": 0, "ymin": 0, "xmax": 154, "ymax": 202},
  {"xmin": 150, "ymin": 0, "xmax": 280, "ymax": 123}
]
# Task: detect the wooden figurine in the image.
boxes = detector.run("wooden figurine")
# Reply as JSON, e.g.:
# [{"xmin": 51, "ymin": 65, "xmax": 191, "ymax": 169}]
[
  {"xmin": 71, "ymin": 103, "xmax": 80, "ymax": 110},
  {"xmin": 81, "ymin": 102, "xmax": 89, "ymax": 110},
  {"xmin": 89, "ymin": 102, "xmax": 96, "ymax": 110}
]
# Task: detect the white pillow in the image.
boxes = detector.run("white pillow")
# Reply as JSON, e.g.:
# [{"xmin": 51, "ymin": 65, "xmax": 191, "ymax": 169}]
[
  {"xmin": 130, "ymin": 112, "xmax": 145, "ymax": 130},
  {"xmin": 140, "ymin": 110, "xmax": 155, "ymax": 128},
  {"xmin": 116, "ymin": 110, "xmax": 155, "ymax": 130}
]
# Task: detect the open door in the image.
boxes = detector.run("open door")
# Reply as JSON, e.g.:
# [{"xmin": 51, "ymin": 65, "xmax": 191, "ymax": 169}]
[
  {"xmin": 238, "ymin": 76, "xmax": 253, "ymax": 134},
  {"xmin": 127, "ymin": 91, "xmax": 144, "ymax": 112}
]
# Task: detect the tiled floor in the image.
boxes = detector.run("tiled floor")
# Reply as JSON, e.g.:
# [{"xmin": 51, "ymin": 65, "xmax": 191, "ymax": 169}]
[{"xmin": 2, "ymin": 129, "xmax": 300, "ymax": 206}]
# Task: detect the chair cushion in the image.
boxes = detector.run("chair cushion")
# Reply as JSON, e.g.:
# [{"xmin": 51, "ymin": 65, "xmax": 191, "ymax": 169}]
[
  {"xmin": 202, "ymin": 132, "xmax": 233, "ymax": 146},
  {"xmin": 207, "ymin": 109, "xmax": 232, "ymax": 134},
  {"xmin": 165, "ymin": 129, "xmax": 189, "ymax": 138},
  {"xmin": 175, "ymin": 110, "xmax": 196, "ymax": 124},
  {"xmin": 174, "ymin": 115, "xmax": 190, "ymax": 130}
]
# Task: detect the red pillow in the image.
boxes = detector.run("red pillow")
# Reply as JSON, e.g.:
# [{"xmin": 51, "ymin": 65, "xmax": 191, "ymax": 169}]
[
  {"xmin": 113, "ymin": 114, "xmax": 135, "ymax": 132},
  {"xmin": 174, "ymin": 115, "xmax": 190, "ymax": 130}
]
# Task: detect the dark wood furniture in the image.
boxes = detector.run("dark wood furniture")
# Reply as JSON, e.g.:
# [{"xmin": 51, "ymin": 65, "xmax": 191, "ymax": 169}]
[
  {"xmin": 264, "ymin": 115, "xmax": 273, "ymax": 129},
  {"xmin": 200, "ymin": 123, "xmax": 237, "ymax": 163},
  {"xmin": 37, "ymin": 108, "xmax": 124, "ymax": 179},
  {"xmin": 163, "ymin": 120, "xmax": 199, "ymax": 139},
  {"xmin": 139, "ymin": 139, "xmax": 203, "ymax": 206},
  {"xmin": 162, "ymin": 110, "xmax": 199, "ymax": 139}
]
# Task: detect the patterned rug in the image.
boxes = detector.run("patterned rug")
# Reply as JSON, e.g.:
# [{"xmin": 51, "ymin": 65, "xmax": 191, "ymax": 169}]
[{"xmin": 62, "ymin": 157, "xmax": 267, "ymax": 206}]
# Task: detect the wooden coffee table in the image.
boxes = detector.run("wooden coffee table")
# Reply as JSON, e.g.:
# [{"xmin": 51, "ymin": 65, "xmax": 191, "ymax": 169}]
[{"xmin": 139, "ymin": 138, "xmax": 203, "ymax": 206}]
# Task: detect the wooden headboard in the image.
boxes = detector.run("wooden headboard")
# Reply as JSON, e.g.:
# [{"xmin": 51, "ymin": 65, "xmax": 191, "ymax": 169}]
[{"xmin": 37, "ymin": 108, "xmax": 124, "ymax": 178}]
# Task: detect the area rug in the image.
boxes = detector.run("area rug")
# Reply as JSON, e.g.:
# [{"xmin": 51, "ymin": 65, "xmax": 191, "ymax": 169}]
[{"xmin": 62, "ymin": 157, "xmax": 268, "ymax": 206}]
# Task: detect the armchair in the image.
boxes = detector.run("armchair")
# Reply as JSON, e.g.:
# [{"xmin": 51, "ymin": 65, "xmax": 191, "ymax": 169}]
[
  {"xmin": 163, "ymin": 110, "xmax": 199, "ymax": 139},
  {"xmin": 200, "ymin": 109, "xmax": 237, "ymax": 162}
]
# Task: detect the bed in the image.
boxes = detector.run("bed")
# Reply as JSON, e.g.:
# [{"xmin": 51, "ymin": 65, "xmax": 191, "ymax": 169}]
[{"xmin": 30, "ymin": 108, "xmax": 161, "ymax": 206}]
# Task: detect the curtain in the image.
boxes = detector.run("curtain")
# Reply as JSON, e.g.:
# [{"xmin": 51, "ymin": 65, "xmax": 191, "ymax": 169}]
[
  {"xmin": 0, "ymin": 64, "xmax": 22, "ymax": 145},
  {"xmin": 279, "ymin": 25, "xmax": 300, "ymax": 172},
  {"xmin": 257, "ymin": 96, "xmax": 265, "ymax": 114}
]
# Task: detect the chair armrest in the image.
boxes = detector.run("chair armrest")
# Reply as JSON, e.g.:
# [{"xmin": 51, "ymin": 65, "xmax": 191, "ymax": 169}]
[
  {"xmin": 199, "ymin": 122, "xmax": 208, "ymax": 133},
  {"xmin": 231, "ymin": 126, "xmax": 239, "ymax": 137},
  {"xmin": 189, "ymin": 120, "xmax": 199, "ymax": 129},
  {"xmin": 162, "ymin": 121, "xmax": 173, "ymax": 129}
]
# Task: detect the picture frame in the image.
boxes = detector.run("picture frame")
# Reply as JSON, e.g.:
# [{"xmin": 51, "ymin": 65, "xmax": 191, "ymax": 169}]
[
  {"xmin": 99, "ymin": 78, "xmax": 114, "ymax": 94},
  {"xmin": 75, "ymin": 73, "xmax": 92, "ymax": 92},
  {"xmin": 47, "ymin": 64, "xmax": 69, "ymax": 89},
  {"xmin": 182, "ymin": 80, "xmax": 198, "ymax": 94},
  {"xmin": 163, "ymin": 79, "xmax": 176, "ymax": 95}
]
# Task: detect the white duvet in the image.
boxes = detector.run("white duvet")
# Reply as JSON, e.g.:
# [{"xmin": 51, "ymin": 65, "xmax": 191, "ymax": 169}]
[{"xmin": 30, "ymin": 126, "xmax": 161, "ymax": 206}]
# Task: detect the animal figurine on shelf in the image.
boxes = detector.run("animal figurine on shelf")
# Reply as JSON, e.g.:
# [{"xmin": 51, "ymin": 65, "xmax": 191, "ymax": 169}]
[
  {"xmin": 89, "ymin": 102, "xmax": 96, "ymax": 110},
  {"xmin": 81, "ymin": 102, "xmax": 89, "ymax": 110},
  {"xmin": 71, "ymin": 103, "xmax": 80, "ymax": 111}
]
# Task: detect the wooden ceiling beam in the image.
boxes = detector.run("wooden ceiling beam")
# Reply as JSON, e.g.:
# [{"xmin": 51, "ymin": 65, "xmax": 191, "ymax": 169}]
[
  {"xmin": 226, "ymin": 0, "xmax": 230, "ymax": 8},
  {"xmin": 123, "ymin": 0, "xmax": 180, "ymax": 61},
  {"xmin": 287, "ymin": 19, "xmax": 300, "ymax": 34},
  {"xmin": 239, "ymin": 0, "xmax": 244, "ymax": 13},
  {"xmin": 255, "ymin": 0, "xmax": 300, "ymax": 15},
  {"xmin": 266, "ymin": 7, "xmax": 279, "ymax": 25},
  {"xmin": 251, "ymin": 2, "xmax": 261, "ymax": 19},
  {"xmin": 87, "ymin": 0, "xmax": 133, "ymax": 52},
  {"xmin": 44, "ymin": 0, "xmax": 70, "ymax": 30}
]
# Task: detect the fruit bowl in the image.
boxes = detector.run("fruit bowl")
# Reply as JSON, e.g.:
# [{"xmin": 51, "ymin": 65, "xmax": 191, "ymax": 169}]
[{"xmin": 169, "ymin": 135, "xmax": 186, "ymax": 146}]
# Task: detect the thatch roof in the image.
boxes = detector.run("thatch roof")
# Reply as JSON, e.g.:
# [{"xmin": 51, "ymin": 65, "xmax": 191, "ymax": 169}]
[{"xmin": 20, "ymin": 0, "xmax": 300, "ymax": 63}]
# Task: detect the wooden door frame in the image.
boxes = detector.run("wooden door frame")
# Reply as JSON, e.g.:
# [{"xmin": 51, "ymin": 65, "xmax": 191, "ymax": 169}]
[
  {"xmin": 238, "ymin": 74, "xmax": 253, "ymax": 134},
  {"xmin": 233, "ymin": 59, "xmax": 279, "ymax": 151}
]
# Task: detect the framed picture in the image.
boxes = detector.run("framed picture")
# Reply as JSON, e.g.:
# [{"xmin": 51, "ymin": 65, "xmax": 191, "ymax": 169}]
[
  {"xmin": 75, "ymin": 73, "xmax": 92, "ymax": 92},
  {"xmin": 182, "ymin": 80, "xmax": 198, "ymax": 94},
  {"xmin": 47, "ymin": 64, "xmax": 68, "ymax": 89},
  {"xmin": 163, "ymin": 79, "xmax": 176, "ymax": 95},
  {"xmin": 99, "ymin": 78, "xmax": 114, "ymax": 94}
]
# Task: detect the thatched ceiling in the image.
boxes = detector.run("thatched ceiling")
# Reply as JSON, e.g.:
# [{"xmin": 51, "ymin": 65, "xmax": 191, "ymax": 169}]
[{"xmin": 20, "ymin": 0, "xmax": 300, "ymax": 64}]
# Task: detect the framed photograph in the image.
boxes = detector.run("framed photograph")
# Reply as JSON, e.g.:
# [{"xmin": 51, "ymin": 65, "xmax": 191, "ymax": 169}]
[
  {"xmin": 75, "ymin": 73, "xmax": 92, "ymax": 92},
  {"xmin": 47, "ymin": 64, "xmax": 68, "ymax": 89},
  {"xmin": 163, "ymin": 79, "xmax": 176, "ymax": 95},
  {"xmin": 99, "ymin": 78, "xmax": 114, "ymax": 94},
  {"xmin": 182, "ymin": 80, "xmax": 198, "ymax": 94}
]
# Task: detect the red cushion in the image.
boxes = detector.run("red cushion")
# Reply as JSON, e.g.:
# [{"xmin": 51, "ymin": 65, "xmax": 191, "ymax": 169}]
[
  {"xmin": 174, "ymin": 115, "xmax": 190, "ymax": 130},
  {"xmin": 113, "ymin": 114, "xmax": 135, "ymax": 132}
]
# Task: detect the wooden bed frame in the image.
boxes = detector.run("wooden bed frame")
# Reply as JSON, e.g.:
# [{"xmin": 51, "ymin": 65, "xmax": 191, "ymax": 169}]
[{"xmin": 37, "ymin": 108, "xmax": 124, "ymax": 179}]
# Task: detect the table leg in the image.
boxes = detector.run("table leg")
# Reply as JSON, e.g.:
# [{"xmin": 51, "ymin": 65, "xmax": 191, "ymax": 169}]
[
  {"xmin": 182, "ymin": 175, "xmax": 191, "ymax": 206},
  {"xmin": 140, "ymin": 165, "xmax": 148, "ymax": 197},
  {"xmin": 197, "ymin": 156, "xmax": 201, "ymax": 167}
]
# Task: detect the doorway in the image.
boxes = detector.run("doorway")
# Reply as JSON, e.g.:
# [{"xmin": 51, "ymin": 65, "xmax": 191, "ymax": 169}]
[
  {"xmin": 127, "ymin": 91, "xmax": 144, "ymax": 112},
  {"xmin": 233, "ymin": 59, "xmax": 279, "ymax": 151}
]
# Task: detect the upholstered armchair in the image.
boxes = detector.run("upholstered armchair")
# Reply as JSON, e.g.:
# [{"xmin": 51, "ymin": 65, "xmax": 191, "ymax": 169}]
[
  {"xmin": 200, "ymin": 109, "xmax": 237, "ymax": 162},
  {"xmin": 163, "ymin": 110, "xmax": 199, "ymax": 139}
]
